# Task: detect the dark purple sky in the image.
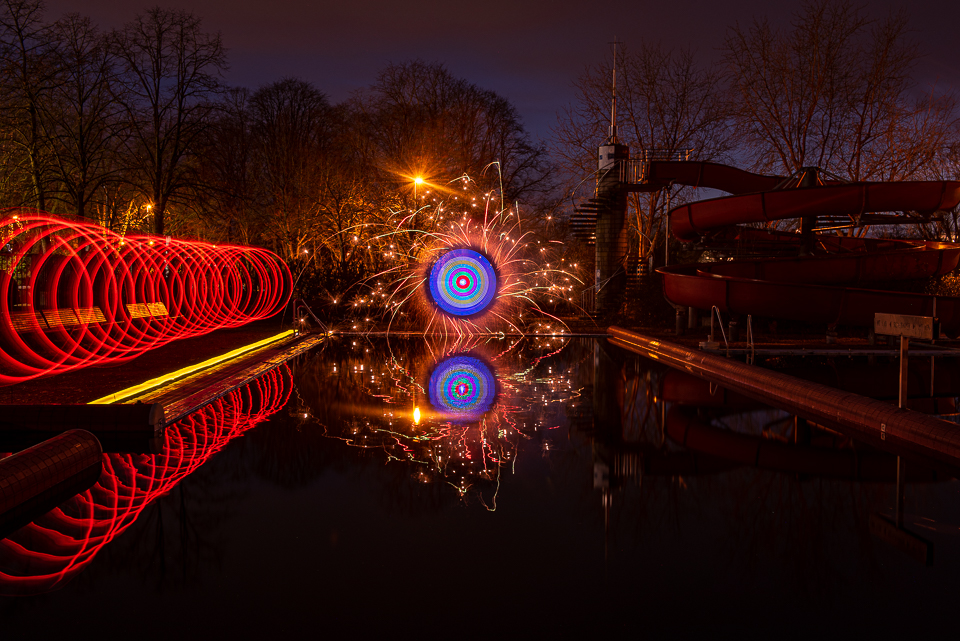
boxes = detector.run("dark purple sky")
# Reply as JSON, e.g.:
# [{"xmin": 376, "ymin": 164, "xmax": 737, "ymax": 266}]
[{"xmin": 43, "ymin": 0, "xmax": 960, "ymax": 142}]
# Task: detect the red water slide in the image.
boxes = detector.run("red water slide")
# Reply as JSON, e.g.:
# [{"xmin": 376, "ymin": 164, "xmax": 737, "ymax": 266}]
[{"xmin": 649, "ymin": 162, "xmax": 960, "ymax": 335}]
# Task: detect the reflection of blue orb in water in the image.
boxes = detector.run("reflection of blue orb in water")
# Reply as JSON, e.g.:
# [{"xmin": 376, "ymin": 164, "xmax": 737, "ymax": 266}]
[
  {"xmin": 428, "ymin": 355, "xmax": 497, "ymax": 420},
  {"xmin": 427, "ymin": 248, "xmax": 497, "ymax": 317}
]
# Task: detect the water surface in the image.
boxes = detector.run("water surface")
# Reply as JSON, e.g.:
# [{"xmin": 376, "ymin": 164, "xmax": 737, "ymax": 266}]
[{"xmin": 3, "ymin": 335, "xmax": 959, "ymax": 637}]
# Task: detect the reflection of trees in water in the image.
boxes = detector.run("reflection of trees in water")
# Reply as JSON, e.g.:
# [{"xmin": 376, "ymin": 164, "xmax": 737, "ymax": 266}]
[
  {"xmin": 232, "ymin": 403, "xmax": 346, "ymax": 490},
  {"xmin": 87, "ymin": 477, "xmax": 240, "ymax": 591},
  {"xmin": 601, "ymin": 446, "xmax": 901, "ymax": 609},
  {"xmin": 286, "ymin": 336, "xmax": 590, "ymax": 516},
  {"xmin": 704, "ymin": 472, "xmax": 881, "ymax": 601},
  {"xmin": 618, "ymin": 363, "xmax": 669, "ymax": 446},
  {"xmin": 0, "ymin": 365, "xmax": 293, "ymax": 596}
]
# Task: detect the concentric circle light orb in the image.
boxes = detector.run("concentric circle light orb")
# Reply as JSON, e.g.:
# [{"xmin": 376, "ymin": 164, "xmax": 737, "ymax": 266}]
[
  {"xmin": 428, "ymin": 355, "xmax": 497, "ymax": 420},
  {"xmin": 427, "ymin": 248, "xmax": 497, "ymax": 317}
]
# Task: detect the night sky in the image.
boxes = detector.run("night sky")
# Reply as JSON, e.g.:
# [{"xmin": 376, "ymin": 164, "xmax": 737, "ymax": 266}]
[{"xmin": 42, "ymin": 0, "xmax": 960, "ymax": 142}]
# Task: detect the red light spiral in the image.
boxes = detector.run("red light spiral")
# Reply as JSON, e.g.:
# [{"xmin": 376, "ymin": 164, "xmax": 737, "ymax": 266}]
[
  {"xmin": 0, "ymin": 212, "xmax": 292, "ymax": 384},
  {"xmin": 0, "ymin": 364, "xmax": 292, "ymax": 595}
]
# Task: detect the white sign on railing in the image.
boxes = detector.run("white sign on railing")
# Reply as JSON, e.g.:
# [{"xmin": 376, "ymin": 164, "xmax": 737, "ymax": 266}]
[{"xmin": 874, "ymin": 313, "xmax": 938, "ymax": 340}]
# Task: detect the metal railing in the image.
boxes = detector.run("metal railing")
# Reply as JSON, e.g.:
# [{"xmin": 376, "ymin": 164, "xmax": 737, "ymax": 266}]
[
  {"xmin": 581, "ymin": 286, "xmax": 595, "ymax": 314},
  {"xmin": 612, "ymin": 149, "xmax": 693, "ymax": 185},
  {"xmin": 581, "ymin": 263, "xmax": 629, "ymax": 314}
]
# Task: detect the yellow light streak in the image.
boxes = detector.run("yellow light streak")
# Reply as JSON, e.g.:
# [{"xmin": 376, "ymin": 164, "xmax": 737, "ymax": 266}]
[{"xmin": 89, "ymin": 330, "xmax": 295, "ymax": 405}]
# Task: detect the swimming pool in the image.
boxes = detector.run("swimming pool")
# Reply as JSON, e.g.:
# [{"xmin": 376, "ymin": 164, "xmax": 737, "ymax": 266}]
[{"xmin": 3, "ymin": 335, "xmax": 960, "ymax": 636}]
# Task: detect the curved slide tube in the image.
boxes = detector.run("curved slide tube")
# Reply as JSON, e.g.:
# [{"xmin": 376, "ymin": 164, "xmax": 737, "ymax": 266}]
[
  {"xmin": 0, "ymin": 212, "xmax": 292, "ymax": 384},
  {"xmin": 650, "ymin": 162, "xmax": 960, "ymax": 334},
  {"xmin": 669, "ymin": 180, "xmax": 960, "ymax": 242}
]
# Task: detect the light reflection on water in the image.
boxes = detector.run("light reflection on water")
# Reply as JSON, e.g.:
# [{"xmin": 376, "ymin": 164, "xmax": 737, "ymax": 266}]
[
  {"xmin": 294, "ymin": 335, "xmax": 587, "ymax": 507},
  {"xmin": 2, "ymin": 336, "xmax": 960, "ymax": 635},
  {"xmin": 0, "ymin": 365, "xmax": 294, "ymax": 597}
]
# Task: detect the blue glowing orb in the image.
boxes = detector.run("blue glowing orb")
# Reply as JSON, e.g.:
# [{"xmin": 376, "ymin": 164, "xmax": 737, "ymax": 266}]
[
  {"xmin": 428, "ymin": 355, "xmax": 497, "ymax": 420},
  {"xmin": 427, "ymin": 248, "xmax": 497, "ymax": 317}
]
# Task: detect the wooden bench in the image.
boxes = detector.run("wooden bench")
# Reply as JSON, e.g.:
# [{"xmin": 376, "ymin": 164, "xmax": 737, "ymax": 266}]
[
  {"xmin": 6, "ymin": 303, "xmax": 166, "ymax": 333},
  {"xmin": 41, "ymin": 307, "xmax": 109, "ymax": 328},
  {"xmin": 74, "ymin": 307, "xmax": 107, "ymax": 324},
  {"xmin": 42, "ymin": 308, "xmax": 81, "ymax": 328},
  {"xmin": 8, "ymin": 307, "xmax": 106, "ymax": 332},
  {"xmin": 6, "ymin": 308, "xmax": 105, "ymax": 332},
  {"xmin": 125, "ymin": 302, "xmax": 169, "ymax": 320},
  {"xmin": 8, "ymin": 311, "xmax": 49, "ymax": 332}
]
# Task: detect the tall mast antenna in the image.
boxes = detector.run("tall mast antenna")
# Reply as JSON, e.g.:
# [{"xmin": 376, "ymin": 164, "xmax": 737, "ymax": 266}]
[{"xmin": 609, "ymin": 37, "xmax": 619, "ymax": 144}]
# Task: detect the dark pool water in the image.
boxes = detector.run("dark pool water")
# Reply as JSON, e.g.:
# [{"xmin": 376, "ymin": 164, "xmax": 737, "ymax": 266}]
[{"xmin": 3, "ymin": 335, "xmax": 960, "ymax": 637}]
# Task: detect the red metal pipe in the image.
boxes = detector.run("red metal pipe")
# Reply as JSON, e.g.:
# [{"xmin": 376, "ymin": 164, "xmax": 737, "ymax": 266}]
[
  {"xmin": 609, "ymin": 326, "xmax": 960, "ymax": 472},
  {"xmin": 639, "ymin": 160, "xmax": 784, "ymax": 195},
  {"xmin": 0, "ymin": 430, "xmax": 103, "ymax": 539}
]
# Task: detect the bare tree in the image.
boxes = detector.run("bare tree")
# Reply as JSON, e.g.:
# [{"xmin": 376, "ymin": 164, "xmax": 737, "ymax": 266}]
[
  {"xmin": 249, "ymin": 77, "xmax": 332, "ymax": 259},
  {"xmin": 312, "ymin": 110, "xmax": 383, "ymax": 293},
  {"xmin": 194, "ymin": 87, "xmax": 259, "ymax": 244},
  {"xmin": 723, "ymin": 0, "xmax": 957, "ymax": 181},
  {"xmin": 357, "ymin": 60, "xmax": 551, "ymax": 204},
  {"xmin": 0, "ymin": 0, "xmax": 55, "ymax": 210},
  {"xmin": 110, "ymin": 7, "xmax": 226, "ymax": 235},
  {"xmin": 42, "ymin": 14, "xmax": 123, "ymax": 219}
]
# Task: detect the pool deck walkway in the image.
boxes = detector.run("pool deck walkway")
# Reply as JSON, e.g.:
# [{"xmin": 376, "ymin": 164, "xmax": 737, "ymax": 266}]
[{"xmin": 0, "ymin": 319, "xmax": 305, "ymax": 406}]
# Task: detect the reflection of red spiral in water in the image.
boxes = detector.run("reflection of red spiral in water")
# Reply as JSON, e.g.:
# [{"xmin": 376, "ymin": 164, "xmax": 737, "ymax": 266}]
[
  {"xmin": 0, "ymin": 213, "xmax": 291, "ymax": 385},
  {"xmin": 0, "ymin": 364, "xmax": 293, "ymax": 596}
]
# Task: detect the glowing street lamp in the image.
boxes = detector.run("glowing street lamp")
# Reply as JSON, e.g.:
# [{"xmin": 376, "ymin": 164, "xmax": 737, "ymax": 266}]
[{"xmin": 413, "ymin": 175, "xmax": 424, "ymax": 202}]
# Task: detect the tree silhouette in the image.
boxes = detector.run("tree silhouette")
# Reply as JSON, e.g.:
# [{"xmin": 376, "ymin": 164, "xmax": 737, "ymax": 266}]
[
  {"xmin": 723, "ymin": 0, "xmax": 957, "ymax": 181},
  {"xmin": 110, "ymin": 7, "xmax": 226, "ymax": 235}
]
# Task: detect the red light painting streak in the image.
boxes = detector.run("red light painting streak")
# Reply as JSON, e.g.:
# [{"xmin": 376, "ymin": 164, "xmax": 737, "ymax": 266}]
[
  {"xmin": 0, "ymin": 212, "xmax": 292, "ymax": 384},
  {"xmin": 0, "ymin": 364, "xmax": 293, "ymax": 596}
]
